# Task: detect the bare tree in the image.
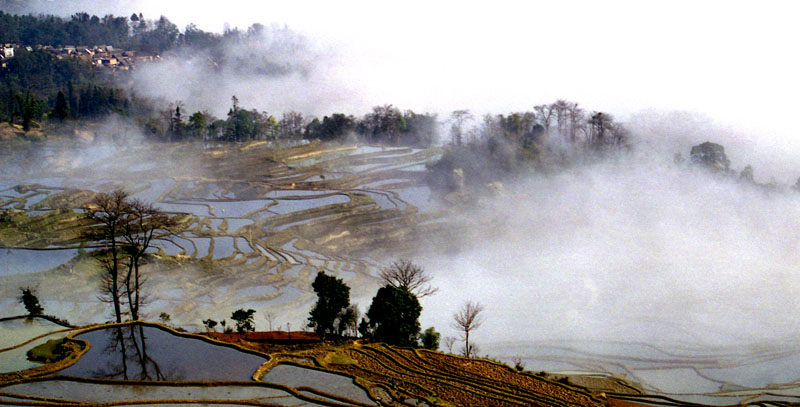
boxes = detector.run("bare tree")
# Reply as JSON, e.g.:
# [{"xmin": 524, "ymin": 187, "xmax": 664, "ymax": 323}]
[
  {"xmin": 610, "ymin": 122, "xmax": 629, "ymax": 147},
  {"xmin": 338, "ymin": 304, "xmax": 361, "ymax": 337},
  {"xmin": 379, "ymin": 259, "xmax": 438, "ymax": 298},
  {"xmin": 533, "ymin": 104, "xmax": 555, "ymax": 134},
  {"xmin": 587, "ymin": 111, "xmax": 614, "ymax": 146},
  {"xmin": 479, "ymin": 113, "xmax": 503, "ymax": 141},
  {"xmin": 566, "ymin": 102, "xmax": 584, "ymax": 143},
  {"xmin": 279, "ymin": 111, "xmax": 306, "ymax": 139},
  {"xmin": 85, "ymin": 189, "xmax": 173, "ymax": 322},
  {"xmin": 121, "ymin": 199, "xmax": 175, "ymax": 321},
  {"xmin": 84, "ymin": 190, "xmax": 130, "ymax": 323},
  {"xmin": 453, "ymin": 301, "xmax": 485, "ymax": 358},
  {"xmin": 361, "ymin": 104, "xmax": 406, "ymax": 144},
  {"xmin": 461, "ymin": 342, "xmax": 480, "ymax": 359},
  {"xmin": 449, "ymin": 109, "xmax": 473, "ymax": 146},
  {"xmin": 443, "ymin": 336, "xmax": 456, "ymax": 354},
  {"xmin": 263, "ymin": 311, "xmax": 276, "ymax": 331},
  {"xmin": 551, "ymin": 100, "xmax": 570, "ymax": 137}
]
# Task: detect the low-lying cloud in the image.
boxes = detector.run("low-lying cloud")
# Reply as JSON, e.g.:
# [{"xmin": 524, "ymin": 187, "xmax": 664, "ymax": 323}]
[
  {"xmin": 130, "ymin": 26, "xmax": 358, "ymax": 118},
  {"xmin": 417, "ymin": 134, "xmax": 800, "ymax": 349}
]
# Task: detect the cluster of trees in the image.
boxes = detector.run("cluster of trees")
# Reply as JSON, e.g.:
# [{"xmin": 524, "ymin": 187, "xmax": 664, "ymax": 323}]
[
  {"xmin": 0, "ymin": 12, "xmax": 280, "ymax": 131},
  {"xmin": 183, "ymin": 22, "xmax": 313, "ymax": 78},
  {"xmin": 295, "ymin": 106, "xmax": 434, "ymax": 146},
  {"xmin": 357, "ymin": 105, "xmax": 438, "ymax": 146},
  {"xmin": 202, "ymin": 308, "xmax": 256, "ymax": 334},
  {"xmin": 0, "ymin": 11, "xmax": 305, "ymax": 62},
  {"xmin": 0, "ymin": 11, "xmax": 181, "ymax": 54},
  {"xmin": 448, "ymin": 100, "xmax": 628, "ymax": 150},
  {"xmin": 149, "ymin": 98, "xmax": 438, "ymax": 147},
  {"xmin": 3, "ymin": 11, "xmax": 634, "ymax": 160},
  {"xmin": 307, "ymin": 259, "xmax": 484, "ymax": 356},
  {"xmin": 687, "ymin": 141, "xmax": 731, "ymax": 173},
  {"xmin": 82, "ymin": 189, "xmax": 175, "ymax": 323},
  {"xmin": 681, "ymin": 141, "xmax": 791, "ymax": 192},
  {"xmin": 293, "ymin": 104, "xmax": 438, "ymax": 146},
  {"xmin": 308, "ymin": 271, "xmax": 360, "ymax": 339},
  {"xmin": 146, "ymin": 97, "xmax": 278, "ymax": 142},
  {"xmin": 306, "ymin": 261, "xmax": 432, "ymax": 347},
  {"xmin": 428, "ymin": 100, "xmax": 630, "ymax": 190},
  {"xmin": 1, "ymin": 12, "xmax": 440, "ymax": 147},
  {"xmin": 0, "ymin": 12, "xmax": 130, "ymax": 48},
  {"xmin": 0, "ymin": 46, "xmax": 141, "ymax": 126},
  {"xmin": 0, "ymin": 11, "xmax": 210, "ymax": 128},
  {"xmin": 5, "ymin": 91, "xmax": 41, "ymax": 131}
]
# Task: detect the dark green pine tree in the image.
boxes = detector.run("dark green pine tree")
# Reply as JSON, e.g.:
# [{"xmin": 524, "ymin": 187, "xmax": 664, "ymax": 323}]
[
  {"xmin": 67, "ymin": 81, "xmax": 78, "ymax": 117},
  {"xmin": 53, "ymin": 90, "xmax": 69, "ymax": 120},
  {"xmin": 18, "ymin": 92, "xmax": 40, "ymax": 132}
]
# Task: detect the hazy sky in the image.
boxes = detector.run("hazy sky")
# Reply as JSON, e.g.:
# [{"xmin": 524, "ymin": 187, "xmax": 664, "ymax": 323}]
[{"xmin": 8, "ymin": 1, "xmax": 798, "ymax": 137}]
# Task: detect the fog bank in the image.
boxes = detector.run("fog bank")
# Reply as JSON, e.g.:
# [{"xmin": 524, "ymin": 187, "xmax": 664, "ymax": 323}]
[
  {"xmin": 418, "ymin": 147, "xmax": 800, "ymax": 349},
  {"xmin": 130, "ymin": 26, "xmax": 357, "ymax": 118}
]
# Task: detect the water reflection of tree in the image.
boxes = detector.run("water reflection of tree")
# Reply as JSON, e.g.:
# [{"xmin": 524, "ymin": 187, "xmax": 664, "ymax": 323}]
[{"xmin": 91, "ymin": 325, "xmax": 183, "ymax": 381}]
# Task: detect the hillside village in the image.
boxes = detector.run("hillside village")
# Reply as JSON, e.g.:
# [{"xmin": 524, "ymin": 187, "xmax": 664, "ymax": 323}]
[{"xmin": 1, "ymin": 42, "xmax": 159, "ymax": 70}]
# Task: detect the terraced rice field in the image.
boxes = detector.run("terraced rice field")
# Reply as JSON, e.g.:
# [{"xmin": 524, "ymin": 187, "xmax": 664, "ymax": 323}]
[
  {"xmin": 0, "ymin": 319, "xmax": 605, "ymax": 407},
  {"xmin": 316, "ymin": 344, "xmax": 605, "ymax": 407},
  {"xmin": 5, "ymin": 318, "xmax": 800, "ymax": 405},
  {"xmin": 0, "ymin": 319, "xmax": 366, "ymax": 406},
  {"xmin": 4, "ymin": 140, "xmax": 800, "ymax": 406},
  {"xmin": 0, "ymin": 140, "xmax": 453, "ymax": 330}
]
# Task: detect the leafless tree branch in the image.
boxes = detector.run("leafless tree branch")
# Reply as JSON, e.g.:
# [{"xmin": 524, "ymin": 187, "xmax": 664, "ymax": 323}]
[
  {"xmin": 379, "ymin": 259, "xmax": 438, "ymax": 298},
  {"xmin": 453, "ymin": 300, "xmax": 485, "ymax": 358}
]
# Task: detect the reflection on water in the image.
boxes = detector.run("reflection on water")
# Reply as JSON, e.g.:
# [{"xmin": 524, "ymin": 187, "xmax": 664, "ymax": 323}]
[
  {"xmin": 61, "ymin": 325, "xmax": 179, "ymax": 381},
  {"xmin": 59, "ymin": 324, "xmax": 267, "ymax": 381}
]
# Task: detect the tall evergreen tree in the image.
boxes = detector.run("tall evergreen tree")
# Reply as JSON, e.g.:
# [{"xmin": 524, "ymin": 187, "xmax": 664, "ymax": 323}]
[
  {"xmin": 307, "ymin": 272, "xmax": 350, "ymax": 340},
  {"xmin": 18, "ymin": 92, "xmax": 40, "ymax": 132},
  {"xmin": 53, "ymin": 90, "xmax": 69, "ymax": 120}
]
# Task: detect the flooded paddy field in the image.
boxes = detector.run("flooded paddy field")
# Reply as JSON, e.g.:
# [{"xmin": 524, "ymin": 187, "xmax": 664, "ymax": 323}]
[
  {"xmin": 261, "ymin": 364, "xmax": 375, "ymax": 405},
  {"xmin": 6, "ymin": 317, "xmax": 800, "ymax": 406},
  {"xmin": 488, "ymin": 339, "xmax": 800, "ymax": 406},
  {"xmin": 0, "ymin": 140, "xmax": 451, "ymax": 332},
  {"xmin": 0, "ymin": 380, "xmax": 324, "ymax": 406},
  {"xmin": 60, "ymin": 323, "xmax": 268, "ymax": 381}
]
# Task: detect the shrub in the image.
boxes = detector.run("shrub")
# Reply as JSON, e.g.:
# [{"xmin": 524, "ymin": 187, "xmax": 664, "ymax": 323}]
[
  {"xmin": 419, "ymin": 327, "xmax": 440, "ymax": 350},
  {"xmin": 27, "ymin": 338, "xmax": 69, "ymax": 363},
  {"xmin": 19, "ymin": 287, "xmax": 44, "ymax": 316},
  {"xmin": 231, "ymin": 308, "xmax": 256, "ymax": 333}
]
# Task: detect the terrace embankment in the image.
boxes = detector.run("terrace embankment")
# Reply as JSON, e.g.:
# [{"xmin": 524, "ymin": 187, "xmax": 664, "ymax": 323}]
[{"xmin": 217, "ymin": 332, "xmax": 611, "ymax": 407}]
